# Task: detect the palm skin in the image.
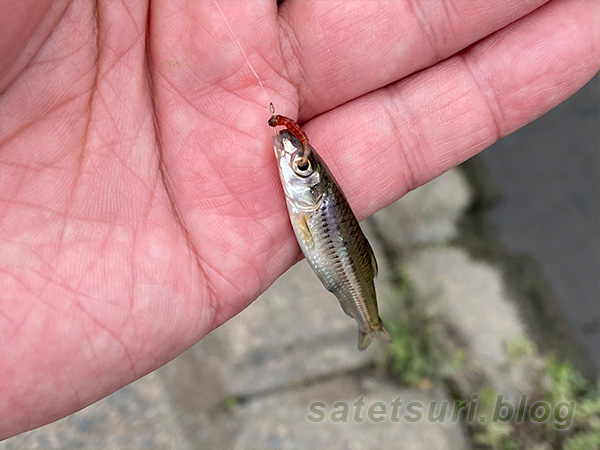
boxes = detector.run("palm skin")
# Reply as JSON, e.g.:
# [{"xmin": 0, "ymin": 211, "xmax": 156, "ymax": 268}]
[{"xmin": 0, "ymin": 0, "xmax": 598, "ymax": 438}]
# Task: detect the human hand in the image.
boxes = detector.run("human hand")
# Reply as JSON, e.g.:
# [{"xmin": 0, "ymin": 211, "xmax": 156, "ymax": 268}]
[{"xmin": 1, "ymin": 0, "xmax": 598, "ymax": 438}]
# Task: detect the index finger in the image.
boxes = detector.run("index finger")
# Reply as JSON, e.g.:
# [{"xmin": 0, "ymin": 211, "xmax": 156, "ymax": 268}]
[
  {"xmin": 277, "ymin": 0, "xmax": 549, "ymax": 120},
  {"xmin": 298, "ymin": 0, "xmax": 600, "ymax": 218}
]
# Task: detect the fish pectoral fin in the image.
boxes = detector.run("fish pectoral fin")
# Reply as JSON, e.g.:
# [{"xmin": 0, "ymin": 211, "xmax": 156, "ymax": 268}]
[{"xmin": 297, "ymin": 213, "xmax": 314, "ymax": 248}]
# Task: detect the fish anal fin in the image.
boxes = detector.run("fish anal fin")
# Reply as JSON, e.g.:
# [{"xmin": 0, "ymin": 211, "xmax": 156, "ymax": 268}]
[{"xmin": 337, "ymin": 299, "xmax": 355, "ymax": 319}]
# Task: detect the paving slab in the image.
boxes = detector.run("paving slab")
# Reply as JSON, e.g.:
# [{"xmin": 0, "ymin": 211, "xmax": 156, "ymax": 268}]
[
  {"xmin": 192, "ymin": 257, "xmax": 383, "ymax": 399},
  {"xmin": 405, "ymin": 246, "xmax": 542, "ymax": 400},
  {"xmin": 372, "ymin": 168, "xmax": 471, "ymax": 248},
  {"xmin": 1, "ymin": 371, "xmax": 191, "ymax": 450},
  {"xmin": 231, "ymin": 375, "xmax": 471, "ymax": 450}
]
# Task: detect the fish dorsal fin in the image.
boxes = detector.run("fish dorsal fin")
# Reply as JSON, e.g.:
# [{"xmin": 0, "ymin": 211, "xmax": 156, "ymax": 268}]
[{"xmin": 366, "ymin": 238, "xmax": 378, "ymax": 278}]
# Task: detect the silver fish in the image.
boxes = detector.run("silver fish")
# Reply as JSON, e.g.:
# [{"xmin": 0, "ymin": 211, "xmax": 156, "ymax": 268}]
[{"xmin": 273, "ymin": 128, "xmax": 392, "ymax": 350}]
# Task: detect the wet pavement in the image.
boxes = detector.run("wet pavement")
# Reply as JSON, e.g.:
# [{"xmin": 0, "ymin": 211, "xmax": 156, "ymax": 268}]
[{"xmin": 474, "ymin": 74, "xmax": 599, "ymax": 376}]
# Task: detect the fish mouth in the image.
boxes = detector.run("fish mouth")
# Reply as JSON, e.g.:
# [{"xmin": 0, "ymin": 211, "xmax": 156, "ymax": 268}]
[
  {"xmin": 275, "ymin": 130, "xmax": 302, "ymax": 153},
  {"xmin": 273, "ymin": 131, "xmax": 300, "ymax": 168}
]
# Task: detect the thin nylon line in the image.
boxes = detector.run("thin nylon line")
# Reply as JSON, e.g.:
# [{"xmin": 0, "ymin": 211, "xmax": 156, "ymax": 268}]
[{"xmin": 213, "ymin": 0, "xmax": 265, "ymax": 89}]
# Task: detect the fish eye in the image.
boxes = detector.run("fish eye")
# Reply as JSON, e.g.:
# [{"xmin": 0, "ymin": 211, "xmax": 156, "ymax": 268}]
[{"xmin": 292, "ymin": 154, "xmax": 313, "ymax": 176}]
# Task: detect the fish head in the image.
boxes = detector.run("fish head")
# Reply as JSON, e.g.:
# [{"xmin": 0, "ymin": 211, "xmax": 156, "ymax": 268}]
[{"xmin": 273, "ymin": 130, "xmax": 324, "ymax": 210}]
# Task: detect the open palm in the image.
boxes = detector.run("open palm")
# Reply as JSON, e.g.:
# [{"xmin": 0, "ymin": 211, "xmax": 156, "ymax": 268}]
[{"xmin": 1, "ymin": 0, "xmax": 598, "ymax": 438}]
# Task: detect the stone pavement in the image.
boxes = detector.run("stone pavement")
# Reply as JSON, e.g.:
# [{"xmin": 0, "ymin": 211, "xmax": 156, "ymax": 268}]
[{"xmin": 2, "ymin": 168, "xmax": 537, "ymax": 450}]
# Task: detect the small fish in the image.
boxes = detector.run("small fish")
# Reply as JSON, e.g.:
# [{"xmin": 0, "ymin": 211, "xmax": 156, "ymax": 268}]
[{"xmin": 269, "ymin": 108, "xmax": 392, "ymax": 350}]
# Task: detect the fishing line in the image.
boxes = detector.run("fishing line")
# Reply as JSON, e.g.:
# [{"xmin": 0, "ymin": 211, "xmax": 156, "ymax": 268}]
[
  {"xmin": 213, "ymin": 0, "xmax": 312, "ymax": 158},
  {"xmin": 213, "ymin": 0, "xmax": 266, "ymax": 91}
]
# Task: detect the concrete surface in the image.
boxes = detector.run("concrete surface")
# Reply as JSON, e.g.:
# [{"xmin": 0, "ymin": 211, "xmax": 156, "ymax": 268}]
[{"xmin": 231, "ymin": 377, "xmax": 469, "ymax": 450}]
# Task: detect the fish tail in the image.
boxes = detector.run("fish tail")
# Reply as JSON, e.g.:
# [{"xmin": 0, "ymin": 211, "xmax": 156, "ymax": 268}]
[
  {"xmin": 357, "ymin": 331, "xmax": 373, "ymax": 350},
  {"xmin": 357, "ymin": 323, "xmax": 393, "ymax": 350},
  {"xmin": 375, "ymin": 324, "xmax": 393, "ymax": 344}
]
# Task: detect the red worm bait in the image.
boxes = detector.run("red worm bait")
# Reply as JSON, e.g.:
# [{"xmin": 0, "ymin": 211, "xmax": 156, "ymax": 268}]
[{"xmin": 268, "ymin": 103, "xmax": 311, "ymax": 162}]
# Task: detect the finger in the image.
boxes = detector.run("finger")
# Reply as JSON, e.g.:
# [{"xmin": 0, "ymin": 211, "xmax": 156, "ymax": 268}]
[
  {"xmin": 151, "ymin": 0, "xmax": 279, "ymax": 113},
  {"xmin": 150, "ymin": 0, "xmax": 293, "ymax": 317},
  {"xmin": 150, "ymin": 0, "xmax": 284, "ymax": 222},
  {"xmin": 278, "ymin": 0, "xmax": 549, "ymax": 120},
  {"xmin": 301, "ymin": 0, "xmax": 600, "ymax": 218}
]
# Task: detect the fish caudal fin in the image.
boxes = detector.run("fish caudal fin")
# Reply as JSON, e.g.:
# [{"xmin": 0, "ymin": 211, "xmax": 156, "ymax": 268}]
[{"xmin": 357, "ymin": 324, "xmax": 393, "ymax": 350}]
